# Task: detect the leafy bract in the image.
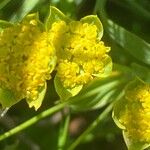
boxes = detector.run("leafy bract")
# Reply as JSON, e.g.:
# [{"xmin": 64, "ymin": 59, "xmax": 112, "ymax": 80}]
[
  {"xmin": 45, "ymin": 6, "xmax": 70, "ymax": 31},
  {"xmin": 27, "ymin": 84, "xmax": 47, "ymax": 110},
  {"xmin": 80, "ymin": 15, "xmax": 103, "ymax": 40},
  {"xmin": 54, "ymin": 75, "xmax": 72, "ymax": 100},
  {"xmin": 123, "ymin": 131, "xmax": 150, "ymax": 150},
  {"xmin": 0, "ymin": 88, "xmax": 17, "ymax": 108}
]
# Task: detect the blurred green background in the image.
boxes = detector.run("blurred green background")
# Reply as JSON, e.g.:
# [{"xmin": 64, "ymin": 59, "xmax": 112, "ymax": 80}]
[{"xmin": 0, "ymin": 0, "xmax": 150, "ymax": 149}]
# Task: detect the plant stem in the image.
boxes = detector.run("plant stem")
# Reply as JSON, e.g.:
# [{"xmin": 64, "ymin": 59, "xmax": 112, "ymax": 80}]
[
  {"xmin": 0, "ymin": 102, "xmax": 67, "ymax": 141},
  {"xmin": 67, "ymin": 103, "xmax": 113, "ymax": 150},
  {"xmin": 58, "ymin": 112, "xmax": 70, "ymax": 150}
]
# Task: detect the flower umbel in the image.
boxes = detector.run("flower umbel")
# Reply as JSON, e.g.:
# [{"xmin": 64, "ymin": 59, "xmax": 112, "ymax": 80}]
[
  {"xmin": 0, "ymin": 14, "xmax": 56, "ymax": 109},
  {"xmin": 115, "ymin": 79, "xmax": 150, "ymax": 144},
  {"xmin": 49, "ymin": 20, "xmax": 112, "ymax": 95}
]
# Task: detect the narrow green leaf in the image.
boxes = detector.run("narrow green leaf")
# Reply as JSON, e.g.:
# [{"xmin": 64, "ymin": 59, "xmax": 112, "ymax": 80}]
[
  {"xmin": 95, "ymin": 0, "xmax": 150, "ymax": 66},
  {"xmin": 131, "ymin": 63, "xmax": 150, "ymax": 83},
  {"xmin": 10, "ymin": 0, "xmax": 40, "ymax": 22},
  {"xmin": 124, "ymin": 0, "xmax": 150, "ymax": 21},
  {"xmin": 0, "ymin": 88, "xmax": 18, "ymax": 108},
  {"xmin": 0, "ymin": 0, "xmax": 11, "ymax": 10},
  {"xmin": 69, "ymin": 76, "xmax": 126, "ymax": 111},
  {"xmin": 105, "ymin": 19, "xmax": 150, "ymax": 65},
  {"xmin": 45, "ymin": 6, "xmax": 70, "ymax": 31}
]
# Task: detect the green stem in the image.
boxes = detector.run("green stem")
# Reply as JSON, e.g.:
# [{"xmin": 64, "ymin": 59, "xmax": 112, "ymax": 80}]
[
  {"xmin": 67, "ymin": 103, "xmax": 113, "ymax": 150},
  {"xmin": 58, "ymin": 112, "xmax": 70, "ymax": 150},
  {"xmin": 0, "ymin": 101, "xmax": 67, "ymax": 141}
]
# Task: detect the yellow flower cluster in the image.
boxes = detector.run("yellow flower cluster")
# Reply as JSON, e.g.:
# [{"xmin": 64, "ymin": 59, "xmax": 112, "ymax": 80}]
[
  {"xmin": 0, "ymin": 7, "xmax": 112, "ymax": 109},
  {"xmin": 119, "ymin": 80, "xmax": 150, "ymax": 143},
  {"xmin": 0, "ymin": 16, "xmax": 56, "ymax": 104},
  {"xmin": 49, "ymin": 21, "xmax": 111, "ymax": 90}
]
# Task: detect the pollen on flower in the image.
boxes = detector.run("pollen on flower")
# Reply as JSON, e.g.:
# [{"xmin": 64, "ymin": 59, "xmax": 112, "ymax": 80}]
[
  {"xmin": 119, "ymin": 80, "xmax": 150, "ymax": 143},
  {"xmin": 0, "ymin": 16, "xmax": 56, "ymax": 103},
  {"xmin": 49, "ymin": 20, "xmax": 111, "ymax": 91}
]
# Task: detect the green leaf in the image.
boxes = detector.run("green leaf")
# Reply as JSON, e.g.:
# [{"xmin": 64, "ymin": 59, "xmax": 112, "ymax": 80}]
[
  {"xmin": 45, "ymin": 6, "xmax": 70, "ymax": 31},
  {"xmin": 0, "ymin": 88, "xmax": 18, "ymax": 108},
  {"xmin": 80, "ymin": 15, "xmax": 103, "ymax": 40},
  {"xmin": 124, "ymin": 0, "xmax": 150, "ymax": 21},
  {"xmin": 54, "ymin": 75, "xmax": 73, "ymax": 100},
  {"xmin": 26, "ymin": 83, "xmax": 47, "ymax": 110},
  {"xmin": 68, "ymin": 75, "xmax": 125, "ymax": 111},
  {"xmin": 105, "ymin": 19, "xmax": 150, "ymax": 66},
  {"xmin": 10, "ymin": 0, "xmax": 40, "ymax": 23},
  {"xmin": 131, "ymin": 63, "xmax": 150, "ymax": 83},
  {"xmin": 95, "ymin": 0, "xmax": 150, "ymax": 66},
  {"xmin": 0, "ymin": 0, "xmax": 11, "ymax": 10},
  {"xmin": 54, "ymin": 0, "xmax": 76, "ymax": 19}
]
